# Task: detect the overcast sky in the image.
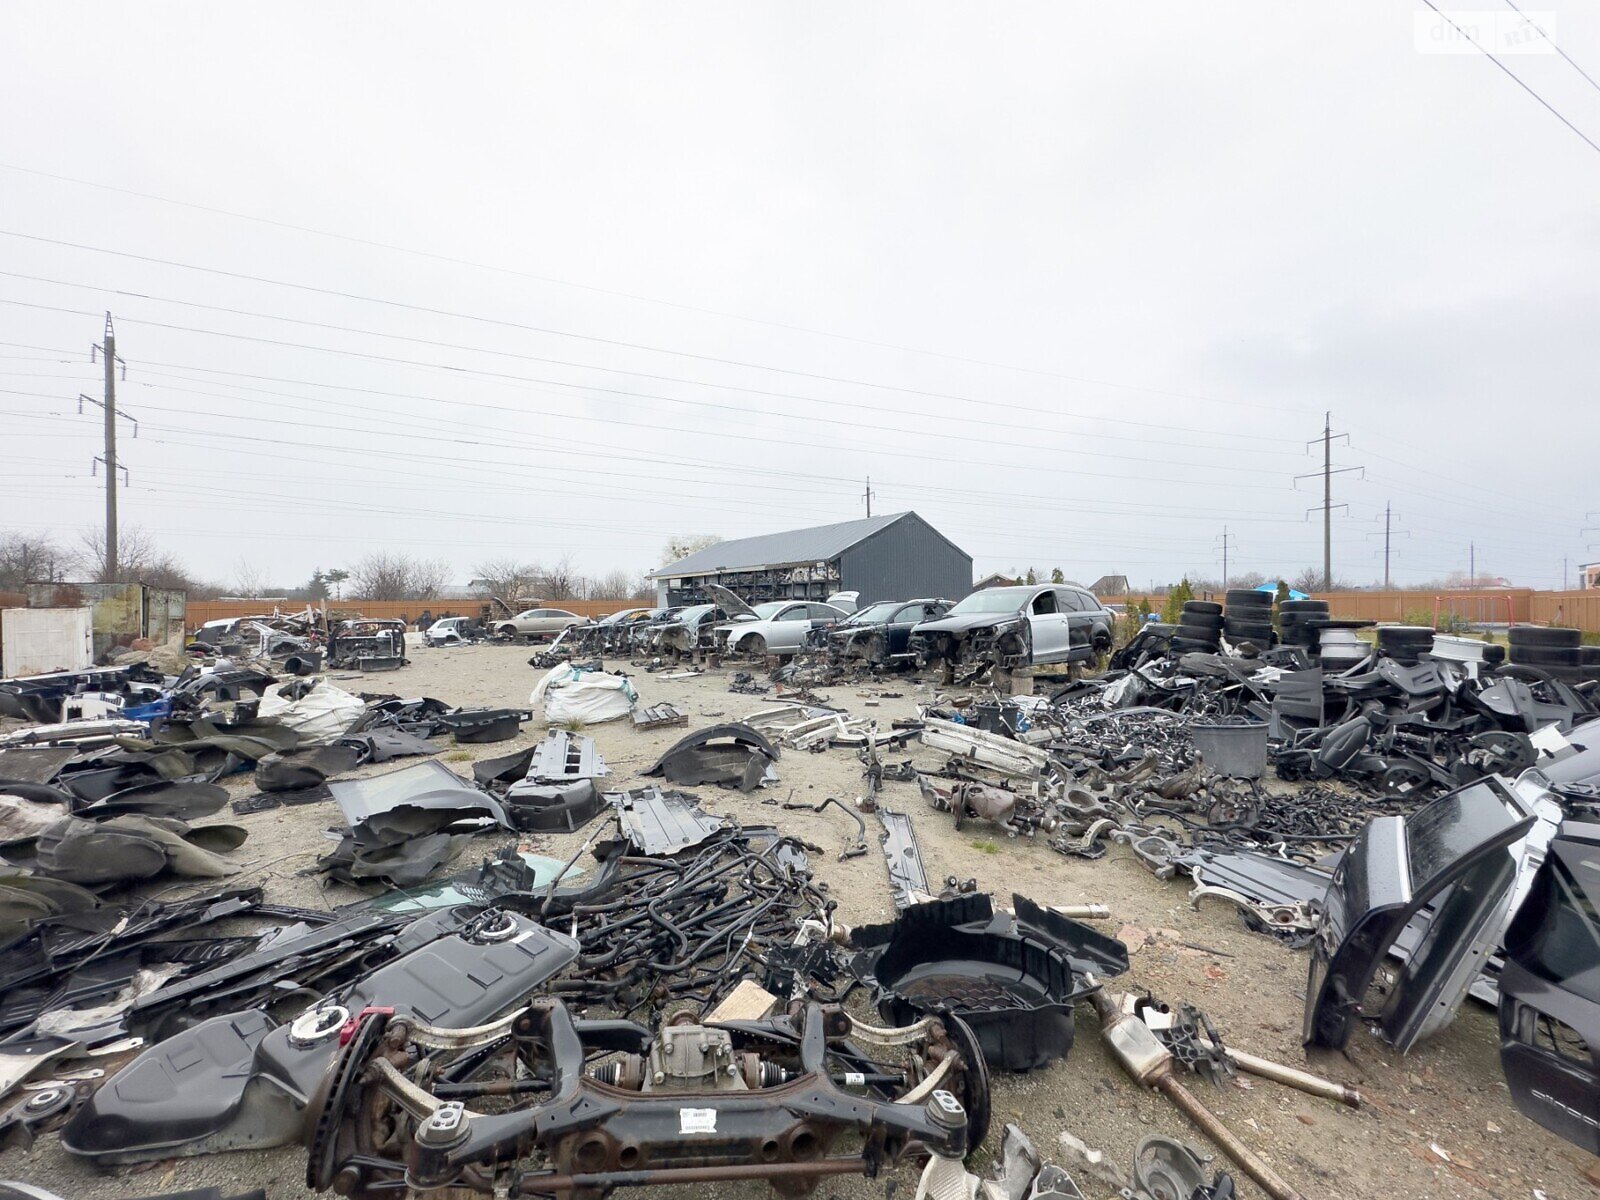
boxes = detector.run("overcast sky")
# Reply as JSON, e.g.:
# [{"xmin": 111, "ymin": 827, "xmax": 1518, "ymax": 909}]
[{"xmin": 2, "ymin": 3, "xmax": 1596, "ymax": 593}]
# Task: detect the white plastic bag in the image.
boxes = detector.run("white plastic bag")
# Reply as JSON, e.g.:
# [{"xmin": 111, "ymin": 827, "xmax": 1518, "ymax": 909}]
[
  {"xmin": 530, "ymin": 664, "xmax": 637, "ymax": 725},
  {"xmin": 257, "ymin": 679, "xmax": 366, "ymax": 745}
]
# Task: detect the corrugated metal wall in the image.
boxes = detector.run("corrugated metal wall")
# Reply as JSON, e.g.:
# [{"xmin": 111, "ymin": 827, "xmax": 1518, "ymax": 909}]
[{"xmin": 838, "ymin": 514, "xmax": 972, "ymax": 605}]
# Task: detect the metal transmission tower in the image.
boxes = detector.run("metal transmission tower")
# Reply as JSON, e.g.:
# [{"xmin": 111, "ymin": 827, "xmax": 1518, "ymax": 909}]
[
  {"xmin": 1365, "ymin": 503, "xmax": 1408, "ymax": 588},
  {"xmin": 1294, "ymin": 412, "xmax": 1363, "ymax": 591},
  {"xmin": 1212, "ymin": 527, "xmax": 1233, "ymax": 590},
  {"xmin": 82, "ymin": 313, "xmax": 136, "ymax": 580}
]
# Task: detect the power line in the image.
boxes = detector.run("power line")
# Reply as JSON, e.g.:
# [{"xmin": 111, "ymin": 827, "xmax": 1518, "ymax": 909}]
[
  {"xmin": 1418, "ymin": 0, "xmax": 1600, "ymax": 158},
  {"xmin": 0, "ymin": 298, "xmax": 1296, "ymax": 485},
  {"xmin": 0, "ymin": 162, "xmax": 1310, "ymax": 414},
  {"xmin": 1501, "ymin": 0, "xmax": 1600, "ymax": 98},
  {"xmin": 0, "ymin": 271, "xmax": 1306, "ymax": 456},
  {"xmin": 0, "ymin": 231, "xmax": 1315, "ymax": 432}
]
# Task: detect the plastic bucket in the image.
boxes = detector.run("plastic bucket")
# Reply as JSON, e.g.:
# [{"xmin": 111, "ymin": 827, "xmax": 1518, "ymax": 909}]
[{"xmin": 1192, "ymin": 722, "xmax": 1269, "ymax": 779}]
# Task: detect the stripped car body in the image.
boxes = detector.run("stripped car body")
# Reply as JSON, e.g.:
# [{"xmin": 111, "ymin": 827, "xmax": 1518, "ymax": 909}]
[
  {"xmin": 654, "ymin": 604, "xmax": 728, "ymax": 660},
  {"xmin": 705, "ymin": 587, "xmax": 851, "ymax": 660},
  {"xmin": 808, "ymin": 598, "xmax": 952, "ymax": 669},
  {"xmin": 910, "ymin": 585, "xmax": 1110, "ymax": 678}
]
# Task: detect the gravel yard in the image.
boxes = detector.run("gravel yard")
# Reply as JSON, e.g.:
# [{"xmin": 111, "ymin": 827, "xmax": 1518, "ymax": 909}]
[{"xmin": 6, "ymin": 642, "xmax": 1593, "ymax": 1200}]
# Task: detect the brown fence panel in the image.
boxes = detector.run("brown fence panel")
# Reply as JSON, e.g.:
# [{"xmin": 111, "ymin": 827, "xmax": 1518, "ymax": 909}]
[
  {"xmin": 1529, "ymin": 590, "xmax": 1600, "ymax": 631},
  {"xmin": 184, "ymin": 597, "xmax": 641, "ymax": 629},
  {"xmin": 1110, "ymin": 588, "xmax": 1600, "ymax": 631}
]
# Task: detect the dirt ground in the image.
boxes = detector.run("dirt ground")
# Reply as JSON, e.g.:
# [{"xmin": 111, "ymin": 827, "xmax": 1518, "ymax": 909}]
[{"xmin": 5, "ymin": 642, "xmax": 1595, "ymax": 1200}]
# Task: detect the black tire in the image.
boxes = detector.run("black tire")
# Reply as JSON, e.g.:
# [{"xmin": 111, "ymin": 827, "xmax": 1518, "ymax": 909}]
[
  {"xmin": 1280, "ymin": 600, "xmax": 1330, "ymax": 614},
  {"xmin": 1174, "ymin": 624, "xmax": 1221, "ymax": 644},
  {"xmin": 1225, "ymin": 620, "xmax": 1275, "ymax": 642},
  {"xmin": 1581, "ymin": 646, "xmax": 1600, "ymax": 666},
  {"xmin": 1508, "ymin": 625, "xmax": 1581, "ymax": 649},
  {"xmin": 1225, "ymin": 589, "xmax": 1273, "ymax": 609},
  {"xmin": 1510, "ymin": 647, "xmax": 1581, "ymax": 668},
  {"xmin": 1378, "ymin": 625, "xmax": 1434, "ymax": 643},
  {"xmin": 1483, "ymin": 644, "xmax": 1506, "ymax": 665},
  {"xmin": 1169, "ymin": 637, "xmax": 1220, "ymax": 653},
  {"xmin": 1180, "ymin": 611, "xmax": 1225, "ymax": 631},
  {"xmin": 1182, "ymin": 600, "xmax": 1223, "ymax": 617}
]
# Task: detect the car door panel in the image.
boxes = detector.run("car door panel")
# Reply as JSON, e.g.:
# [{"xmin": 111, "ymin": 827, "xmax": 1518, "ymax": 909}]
[{"xmin": 1026, "ymin": 590, "xmax": 1071, "ymax": 663}]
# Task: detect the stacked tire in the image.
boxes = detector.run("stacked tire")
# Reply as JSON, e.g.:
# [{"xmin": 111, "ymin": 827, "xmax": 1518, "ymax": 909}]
[
  {"xmin": 1509, "ymin": 625, "xmax": 1582, "ymax": 679},
  {"xmin": 1583, "ymin": 645, "xmax": 1600, "ymax": 683},
  {"xmin": 1377, "ymin": 624, "xmax": 1434, "ymax": 665},
  {"xmin": 1277, "ymin": 599, "xmax": 1331, "ymax": 650},
  {"xmin": 1171, "ymin": 600, "xmax": 1224, "ymax": 653},
  {"xmin": 1223, "ymin": 589, "xmax": 1275, "ymax": 647}
]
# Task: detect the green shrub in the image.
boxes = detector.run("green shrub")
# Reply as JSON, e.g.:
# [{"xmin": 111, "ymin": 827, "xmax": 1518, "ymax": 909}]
[{"xmin": 1161, "ymin": 578, "xmax": 1195, "ymax": 626}]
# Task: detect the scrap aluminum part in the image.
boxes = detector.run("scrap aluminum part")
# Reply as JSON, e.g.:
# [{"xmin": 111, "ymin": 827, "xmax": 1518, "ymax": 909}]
[
  {"xmin": 59, "ymin": 909, "xmax": 578, "ymax": 1165},
  {"xmin": 920, "ymin": 719, "xmax": 1053, "ymax": 779},
  {"xmin": 305, "ymin": 998, "xmax": 990, "ymax": 1200}
]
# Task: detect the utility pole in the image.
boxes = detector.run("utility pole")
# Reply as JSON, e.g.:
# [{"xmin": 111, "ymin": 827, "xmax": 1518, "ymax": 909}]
[
  {"xmin": 862, "ymin": 476, "xmax": 874, "ymax": 518},
  {"xmin": 1382, "ymin": 503, "xmax": 1391, "ymax": 588},
  {"xmin": 1212, "ymin": 526, "xmax": 1231, "ymax": 590},
  {"xmin": 1364, "ymin": 504, "xmax": 1407, "ymax": 589},
  {"xmin": 83, "ymin": 313, "xmax": 133, "ymax": 581},
  {"xmin": 1295, "ymin": 412, "xmax": 1362, "ymax": 592},
  {"xmin": 1470, "ymin": 542, "xmax": 1476, "ymax": 586}
]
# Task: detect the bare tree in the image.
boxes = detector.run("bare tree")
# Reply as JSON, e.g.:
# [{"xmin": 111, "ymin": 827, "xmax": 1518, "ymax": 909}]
[
  {"xmin": 540, "ymin": 555, "xmax": 579, "ymax": 600},
  {"xmin": 0, "ymin": 532, "xmax": 69, "ymax": 592},
  {"xmin": 348, "ymin": 552, "xmax": 448, "ymax": 600},
  {"xmin": 231, "ymin": 557, "xmax": 272, "ymax": 598},
  {"xmin": 408, "ymin": 557, "xmax": 450, "ymax": 598},
  {"xmin": 659, "ymin": 534, "xmax": 723, "ymax": 566},
  {"xmin": 472, "ymin": 559, "xmax": 545, "ymax": 609},
  {"xmin": 1289, "ymin": 566, "xmax": 1350, "ymax": 594},
  {"xmin": 590, "ymin": 568, "xmax": 636, "ymax": 599},
  {"xmin": 72, "ymin": 526, "xmax": 204, "ymax": 592}
]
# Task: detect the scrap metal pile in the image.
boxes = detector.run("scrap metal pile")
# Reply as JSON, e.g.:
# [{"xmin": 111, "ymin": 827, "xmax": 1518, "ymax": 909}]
[{"xmin": 7, "ymin": 596, "xmax": 1600, "ymax": 1198}]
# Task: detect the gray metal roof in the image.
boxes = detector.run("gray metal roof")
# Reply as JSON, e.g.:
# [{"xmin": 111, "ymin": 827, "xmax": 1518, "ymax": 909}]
[{"xmin": 651, "ymin": 512, "xmax": 913, "ymax": 579}]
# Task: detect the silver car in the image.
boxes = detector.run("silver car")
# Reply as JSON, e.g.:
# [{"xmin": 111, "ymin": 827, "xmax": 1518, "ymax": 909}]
[
  {"xmin": 493, "ymin": 607, "xmax": 584, "ymax": 642},
  {"xmin": 707, "ymin": 587, "xmax": 851, "ymax": 658}
]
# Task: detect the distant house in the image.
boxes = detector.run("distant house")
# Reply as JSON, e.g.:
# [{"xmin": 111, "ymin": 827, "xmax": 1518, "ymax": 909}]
[
  {"xmin": 1087, "ymin": 574, "xmax": 1130, "ymax": 598},
  {"xmin": 1581, "ymin": 562, "xmax": 1600, "ymax": 590},
  {"xmin": 649, "ymin": 512, "xmax": 972, "ymax": 607},
  {"xmin": 972, "ymin": 572, "xmax": 1017, "ymax": 591}
]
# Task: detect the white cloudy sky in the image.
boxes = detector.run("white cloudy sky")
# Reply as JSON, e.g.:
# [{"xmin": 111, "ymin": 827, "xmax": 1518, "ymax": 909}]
[{"xmin": 2, "ymin": 2, "xmax": 1596, "ymax": 592}]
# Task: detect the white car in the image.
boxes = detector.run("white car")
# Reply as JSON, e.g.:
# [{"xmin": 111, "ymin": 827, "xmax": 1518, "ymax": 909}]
[
  {"xmin": 493, "ymin": 608, "xmax": 584, "ymax": 641},
  {"xmin": 424, "ymin": 617, "xmax": 475, "ymax": 646},
  {"xmin": 706, "ymin": 586, "xmax": 852, "ymax": 657}
]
